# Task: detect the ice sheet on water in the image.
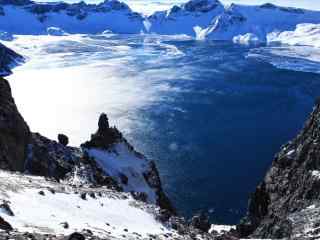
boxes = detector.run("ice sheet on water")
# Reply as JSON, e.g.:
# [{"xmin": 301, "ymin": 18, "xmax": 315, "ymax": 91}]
[{"xmin": 247, "ymin": 46, "xmax": 320, "ymax": 74}]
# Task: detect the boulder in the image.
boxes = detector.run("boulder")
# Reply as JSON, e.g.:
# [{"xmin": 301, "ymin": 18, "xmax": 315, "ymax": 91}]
[
  {"xmin": 190, "ymin": 212, "xmax": 211, "ymax": 232},
  {"xmin": 68, "ymin": 232, "xmax": 85, "ymax": 240},
  {"xmin": 58, "ymin": 134, "xmax": 69, "ymax": 146}
]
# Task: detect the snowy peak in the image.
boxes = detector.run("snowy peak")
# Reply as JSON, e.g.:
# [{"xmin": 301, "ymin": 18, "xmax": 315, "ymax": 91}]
[
  {"xmin": 147, "ymin": 0, "xmax": 224, "ymax": 36},
  {"xmin": 180, "ymin": 0, "xmax": 222, "ymax": 13},
  {"xmin": 98, "ymin": 0, "xmax": 131, "ymax": 11},
  {"xmin": 200, "ymin": 2, "xmax": 320, "ymax": 42},
  {"xmin": 0, "ymin": 0, "xmax": 145, "ymax": 34},
  {"xmin": 258, "ymin": 3, "xmax": 306, "ymax": 14}
]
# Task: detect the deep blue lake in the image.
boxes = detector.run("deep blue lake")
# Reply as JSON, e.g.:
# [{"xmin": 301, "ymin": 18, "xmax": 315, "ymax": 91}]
[{"xmin": 7, "ymin": 34, "xmax": 320, "ymax": 224}]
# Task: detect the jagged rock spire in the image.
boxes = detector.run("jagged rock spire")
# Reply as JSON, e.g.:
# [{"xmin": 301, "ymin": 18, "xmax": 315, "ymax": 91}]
[{"xmin": 98, "ymin": 113, "xmax": 109, "ymax": 133}]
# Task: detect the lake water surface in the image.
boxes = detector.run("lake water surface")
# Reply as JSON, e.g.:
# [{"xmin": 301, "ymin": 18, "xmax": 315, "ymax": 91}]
[{"xmin": 7, "ymin": 34, "xmax": 320, "ymax": 224}]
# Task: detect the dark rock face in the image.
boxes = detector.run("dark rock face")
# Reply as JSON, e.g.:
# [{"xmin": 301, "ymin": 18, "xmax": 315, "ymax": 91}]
[
  {"xmin": 26, "ymin": 133, "xmax": 76, "ymax": 179},
  {"xmin": 68, "ymin": 232, "xmax": 85, "ymax": 240},
  {"xmin": 0, "ymin": 202, "xmax": 14, "ymax": 216},
  {"xmin": 0, "ymin": 78, "xmax": 30, "ymax": 171},
  {"xmin": 0, "ymin": 216, "xmax": 13, "ymax": 231},
  {"xmin": 238, "ymin": 103, "xmax": 320, "ymax": 239},
  {"xmin": 0, "ymin": 43, "xmax": 23, "ymax": 77},
  {"xmin": 98, "ymin": 113, "xmax": 109, "ymax": 132},
  {"xmin": 28, "ymin": 133, "xmax": 121, "ymax": 190},
  {"xmin": 58, "ymin": 134, "xmax": 69, "ymax": 146},
  {"xmin": 190, "ymin": 212, "xmax": 211, "ymax": 232},
  {"xmin": 144, "ymin": 160, "xmax": 176, "ymax": 214}
]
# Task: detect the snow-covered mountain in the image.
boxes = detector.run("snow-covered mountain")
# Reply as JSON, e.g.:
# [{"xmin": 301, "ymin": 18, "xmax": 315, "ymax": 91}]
[
  {"xmin": 146, "ymin": 0, "xmax": 224, "ymax": 36},
  {"xmin": 268, "ymin": 23, "xmax": 320, "ymax": 48},
  {"xmin": 0, "ymin": 0, "xmax": 145, "ymax": 34},
  {"xmin": 1, "ymin": 0, "xmax": 320, "ymax": 44},
  {"xmin": 198, "ymin": 3, "xmax": 320, "ymax": 43}
]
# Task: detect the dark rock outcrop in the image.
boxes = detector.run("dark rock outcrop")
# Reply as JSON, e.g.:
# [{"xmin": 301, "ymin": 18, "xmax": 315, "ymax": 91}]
[
  {"xmin": 58, "ymin": 133, "xmax": 69, "ymax": 146},
  {"xmin": 82, "ymin": 113, "xmax": 176, "ymax": 215},
  {"xmin": 190, "ymin": 212, "xmax": 211, "ymax": 232},
  {"xmin": 0, "ymin": 44, "xmax": 27, "ymax": 172},
  {"xmin": 238, "ymin": 102, "xmax": 320, "ymax": 239},
  {"xmin": 0, "ymin": 43, "xmax": 23, "ymax": 76},
  {"xmin": 0, "ymin": 216, "xmax": 13, "ymax": 231},
  {"xmin": 81, "ymin": 113, "xmax": 122, "ymax": 149},
  {"xmin": 0, "ymin": 78, "xmax": 30, "ymax": 171},
  {"xmin": 26, "ymin": 133, "xmax": 76, "ymax": 179}
]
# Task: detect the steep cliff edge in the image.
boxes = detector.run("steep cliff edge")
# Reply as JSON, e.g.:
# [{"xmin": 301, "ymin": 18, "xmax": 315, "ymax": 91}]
[
  {"xmin": 0, "ymin": 43, "xmax": 28, "ymax": 171},
  {"xmin": 0, "ymin": 78, "xmax": 30, "ymax": 171},
  {"xmin": 238, "ymin": 100, "xmax": 320, "ymax": 239}
]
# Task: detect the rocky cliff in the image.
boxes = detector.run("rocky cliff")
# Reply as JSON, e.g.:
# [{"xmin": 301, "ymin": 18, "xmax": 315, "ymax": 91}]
[
  {"xmin": 0, "ymin": 44, "xmax": 28, "ymax": 171},
  {"xmin": 238, "ymin": 101, "xmax": 320, "ymax": 239}
]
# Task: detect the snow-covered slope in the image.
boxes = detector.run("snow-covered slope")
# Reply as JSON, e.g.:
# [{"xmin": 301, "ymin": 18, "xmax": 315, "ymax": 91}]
[
  {"xmin": 0, "ymin": 0, "xmax": 145, "ymax": 34},
  {"xmin": 267, "ymin": 23, "xmax": 320, "ymax": 48},
  {"xmin": 199, "ymin": 3, "xmax": 320, "ymax": 42},
  {"xmin": 86, "ymin": 143, "xmax": 158, "ymax": 204},
  {"xmin": 0, "ymin": 170, "xmax": 176, "ymax": 239},
  {"xmin": 146, "ymin": 0, "xmax": 224, "ymax": 36}
]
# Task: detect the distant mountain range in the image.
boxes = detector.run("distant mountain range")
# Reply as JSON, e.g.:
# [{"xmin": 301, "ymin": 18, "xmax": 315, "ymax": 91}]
[{"xmin": 0, "ymin": 0, "xmax": 320, "ymax": 47}]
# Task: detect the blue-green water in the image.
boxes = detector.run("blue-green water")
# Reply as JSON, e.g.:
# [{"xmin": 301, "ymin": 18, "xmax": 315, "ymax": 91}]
[{"xmin": 8, "ymin": 34, "xmax": 320, "ymax": 224}]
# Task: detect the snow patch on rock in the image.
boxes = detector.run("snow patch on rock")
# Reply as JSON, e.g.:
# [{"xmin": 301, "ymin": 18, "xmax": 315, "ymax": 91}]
[
  {"xmin": 85, "ymin": 142, "xmax": 157, "ymax": 204},
  {"xmin": 311, "ymin": 170, "xmax": 320, "ymax": 179},
  {"xmin": 209, "ymin": 224, "xmax": 235, "ymax": 234}
]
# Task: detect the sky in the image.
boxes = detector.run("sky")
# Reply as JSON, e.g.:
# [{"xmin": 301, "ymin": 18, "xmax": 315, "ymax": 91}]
[{"xmin": 36, "ymin": 0, "xmax": 320, "ymax": 15}]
